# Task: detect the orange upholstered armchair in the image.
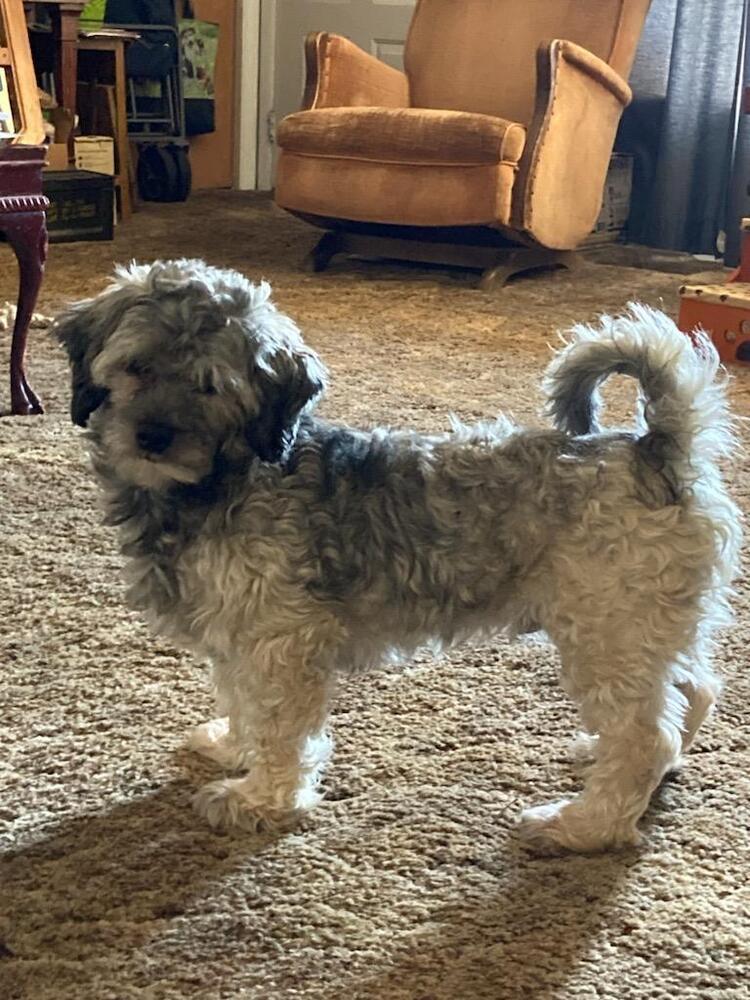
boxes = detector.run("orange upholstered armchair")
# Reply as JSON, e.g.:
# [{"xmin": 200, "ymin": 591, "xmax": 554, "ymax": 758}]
[{"xmin": 274, "ymin": 0, "xmax": 651, "ymax": 287}]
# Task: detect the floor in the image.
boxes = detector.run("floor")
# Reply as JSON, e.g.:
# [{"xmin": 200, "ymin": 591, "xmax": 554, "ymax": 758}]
[{"xmin": 0, "ymin": 193, "xmax": 748, "ymax": 1000}]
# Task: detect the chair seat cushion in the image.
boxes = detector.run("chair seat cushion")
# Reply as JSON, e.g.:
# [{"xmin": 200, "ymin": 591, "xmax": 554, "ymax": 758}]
[{"xmin": 277, "ymin": 107, "xmax": 526, "ymax": 166}]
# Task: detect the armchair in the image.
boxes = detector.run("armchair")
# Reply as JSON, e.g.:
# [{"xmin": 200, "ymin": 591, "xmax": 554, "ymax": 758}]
[{"xmin": 275, "ymin": 0, "xmax": 651, "ymax": 288}]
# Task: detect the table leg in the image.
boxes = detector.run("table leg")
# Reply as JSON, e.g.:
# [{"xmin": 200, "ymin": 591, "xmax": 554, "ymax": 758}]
[
  {"xmin": 52, "ymin": 5, "xmax": 82, "ymax": 159},
  {"xmin": 114, "ymin": 43, "xmax": 132, "ymax": 219},
  {"xmin": 3, "ymin": 211, "xmax": 48, "ymax": 416}
]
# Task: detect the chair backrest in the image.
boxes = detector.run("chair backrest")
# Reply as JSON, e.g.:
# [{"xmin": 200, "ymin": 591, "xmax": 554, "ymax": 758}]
[{"xmin": 404, "ymin": 0, "xmax": 651, "ymax": 124}]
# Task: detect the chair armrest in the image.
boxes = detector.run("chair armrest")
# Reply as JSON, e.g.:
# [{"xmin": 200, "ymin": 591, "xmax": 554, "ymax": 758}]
[
  {"xmin": 302, "ymin": 32, "xmax": 409, "ymax": 110},
  {"xmin": 513, "ymin": 39, "xmax": 633, "ymax": 250}
]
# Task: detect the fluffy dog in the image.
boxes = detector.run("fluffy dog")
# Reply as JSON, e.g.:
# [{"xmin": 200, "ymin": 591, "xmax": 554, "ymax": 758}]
[{"xmin": 55, "ymin": 259, "xmax": 741, "ymax": 852}]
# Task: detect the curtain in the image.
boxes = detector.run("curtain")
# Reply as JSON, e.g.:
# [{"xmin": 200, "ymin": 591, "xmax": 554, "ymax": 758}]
[
  {"xmin": 626, "ymin": 0, "xmax": 746, "ymax": 256},
  {"xmin": 725, "ymin": 5, "xmax": 749, "ymax": 265}
]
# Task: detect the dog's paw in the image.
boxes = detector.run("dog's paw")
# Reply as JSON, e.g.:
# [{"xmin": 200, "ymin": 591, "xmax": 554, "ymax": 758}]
[
  {"xmin": 187, "ymin": 717, "xmax": 246, "ymax": 770},
  {"xmin": 518, "ymin": 799, "xmax": 577, "ymax": 854},
  {"xmin": 518, "ymin": 799, "xmax": 641, "ymax": 854},
  {"xmin": 193, "ymin": 777, "xmax": 304, "ymax": 833},
  {"xmin": 568, "ymin": 730, "xmax": 599, "ymax": 763}
]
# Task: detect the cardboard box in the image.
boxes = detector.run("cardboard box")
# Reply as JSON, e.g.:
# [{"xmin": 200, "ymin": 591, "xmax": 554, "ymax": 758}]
[
  {"xmin": 583, "ymin": 154, "xmax": 634, "ymax": 246},
  {"xmin": 43, "ymin": 107, "xmax": 75, "ymax": 170},
  {"xmin": 74, "ymin": 135, "xmax": 115, "ymax": 175}
]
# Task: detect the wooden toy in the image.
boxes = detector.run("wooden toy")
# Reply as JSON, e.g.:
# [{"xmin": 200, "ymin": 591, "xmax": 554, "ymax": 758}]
[
  {"xmin": 678, "ymin": 218, "xmax": 750, "ymax": 365},
  {"xmin": 678, "ymin": 283, "xmax": 750, "ymax": 365}
]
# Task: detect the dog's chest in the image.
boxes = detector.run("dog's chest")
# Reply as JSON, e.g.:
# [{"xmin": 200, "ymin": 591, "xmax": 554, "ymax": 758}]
[{"xmin": 171, "ymin": 525, "xmax": 309, "ymax": 652}]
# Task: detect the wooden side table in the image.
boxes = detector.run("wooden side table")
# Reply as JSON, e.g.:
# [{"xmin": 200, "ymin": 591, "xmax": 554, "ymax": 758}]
[{"xmin": 77, "ymin": 33, "xmax": 136, "ymax": 220}]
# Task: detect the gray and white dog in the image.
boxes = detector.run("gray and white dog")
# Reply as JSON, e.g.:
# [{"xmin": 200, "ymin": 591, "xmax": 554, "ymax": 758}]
[{"xmin": 55, "ymin": 259, "xmax": 741, "ymax": 852}]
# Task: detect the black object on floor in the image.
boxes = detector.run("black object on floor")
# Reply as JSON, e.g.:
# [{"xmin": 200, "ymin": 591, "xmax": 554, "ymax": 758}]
[
  {"xmin": 136, "ymin": 143, "xmax": 191, "ymax": 202},
  {"xmin": 42, "ymin": 170, "xmax": 114, "ymax": 242}
]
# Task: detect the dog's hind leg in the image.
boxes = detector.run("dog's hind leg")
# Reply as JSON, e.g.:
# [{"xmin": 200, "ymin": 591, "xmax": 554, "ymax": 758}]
[
  {"xmin": 563, "ymin": 656, "xmax": 719, "ymax": 777},
  {"xmin": 519, "ymin": 622, "xmax": 688, "ymax": 854},
  {"xmin": 517, "ymin": 498, "xmax": 727, "ymax": 854},
  {"xmin": 192, "ymin": 633, "xmax": 336, "ymax": 832},
  {"xmin": 674, "ymin": 650, "xmax": 722, "ymax": 754},
  {"xmin": 518, "ymin": 546, "xmax": 712, "ymax": 853}
]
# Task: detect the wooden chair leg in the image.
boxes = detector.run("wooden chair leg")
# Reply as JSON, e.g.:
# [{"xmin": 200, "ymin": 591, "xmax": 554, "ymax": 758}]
[
  {"xmin": 306, "ymin": 232, "xmax": 343, "ymax": 273},
  {"xmin": 479, "ymin": 248, "xmax": 581, "ymax": 291},
  {"xmin": 113, "ymin": 45, "xmax": 133, "ymax": 220},
  {"xmin": 3, "ymin": 210, "xmax": 48, "ymax": 416}
]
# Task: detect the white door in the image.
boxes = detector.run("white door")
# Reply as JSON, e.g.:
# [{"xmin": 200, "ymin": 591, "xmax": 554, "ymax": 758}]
[{"xmin": 258, "ymin": 0, "xmax": 416, "ymax": 189}]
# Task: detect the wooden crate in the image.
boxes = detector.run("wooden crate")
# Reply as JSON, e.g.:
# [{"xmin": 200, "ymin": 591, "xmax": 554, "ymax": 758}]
[
  {"xmin": 43, "ymin": 168, "xmax": 113, "ymax": 242},
  {"xmin": 678, "ymin": 282, "xmax": 750, "ymax": 366}
]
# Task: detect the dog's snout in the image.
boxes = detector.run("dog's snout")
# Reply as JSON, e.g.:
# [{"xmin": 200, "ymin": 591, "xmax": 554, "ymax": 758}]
[{"xmin": 136, "ymin": 422, "xmax": 175, "ymax": 455}]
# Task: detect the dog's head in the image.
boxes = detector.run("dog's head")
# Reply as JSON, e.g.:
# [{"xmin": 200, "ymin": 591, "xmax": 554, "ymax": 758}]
[{"xmin": 54, "ymin": 259, "xmax": 327, "ymax": 490}]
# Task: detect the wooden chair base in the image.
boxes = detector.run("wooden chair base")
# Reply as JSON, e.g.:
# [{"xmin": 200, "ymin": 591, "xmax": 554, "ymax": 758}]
[{"xmin": 305, "ymin": 230, "xmax": 580, "ymax": 289}]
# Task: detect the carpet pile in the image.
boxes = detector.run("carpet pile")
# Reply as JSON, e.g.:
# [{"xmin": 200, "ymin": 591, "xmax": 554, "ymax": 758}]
[{"xmin": 1, "ymin": 193, "xmax": 748, "ymax": 999}]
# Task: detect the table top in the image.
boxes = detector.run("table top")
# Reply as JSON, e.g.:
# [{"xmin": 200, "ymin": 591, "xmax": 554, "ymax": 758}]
[
  {"xmin": 680, "ymin": 283, "xmax": 750, "ymax": 307},
  {"xmin": 25, "ymin": 2, "xmax": 88, "ymax": 9}
]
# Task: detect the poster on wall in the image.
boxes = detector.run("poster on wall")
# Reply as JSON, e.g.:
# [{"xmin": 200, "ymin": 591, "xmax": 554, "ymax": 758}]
[{"xmin": 179, "ymin": 11, "xmax": 218, "ymax": 136}]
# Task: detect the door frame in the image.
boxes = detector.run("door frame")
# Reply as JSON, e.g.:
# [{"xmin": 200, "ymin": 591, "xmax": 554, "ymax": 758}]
[
  {"xmin": 257, "ymin": 0, "xmax": 279, "ymax": 191},
  {"xmin": 235, "ymin": 0, "xmax": 262, "ymax": 190}
]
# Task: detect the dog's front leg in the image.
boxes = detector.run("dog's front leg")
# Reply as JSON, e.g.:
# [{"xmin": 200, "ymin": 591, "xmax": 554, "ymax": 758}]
[
  {"xmin": 187, "ymin": 663, "xmax": 253, "ymax": 771},
  {"xmin": 192, "ymin": 637, "xmax": 335, "ymax": 833}
]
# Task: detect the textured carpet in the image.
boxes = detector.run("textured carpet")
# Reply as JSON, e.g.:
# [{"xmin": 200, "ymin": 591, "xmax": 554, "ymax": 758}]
[{"xmin": 1, "ymin": 193, "xmax": 749, "ymax": 1000}]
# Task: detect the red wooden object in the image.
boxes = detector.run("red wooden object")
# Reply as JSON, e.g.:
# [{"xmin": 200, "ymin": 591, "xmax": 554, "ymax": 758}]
[
  {"xmin": 2, "ymin": 1, "xmax": 50, "ymax": 414},
  {"xmin": 727, "ymin": 218, "xmax": 750, "ymax": 282},
  {"xmin": 678, "ymin": 281, "xmax": 750, "ymax": 367},
  {"xmin": 0, "ymin": 145, "xmax": 49, "ymax": 414},
  {"xmin": 678, "ymin": 218, "xmax": 750, "ymax": 366}
]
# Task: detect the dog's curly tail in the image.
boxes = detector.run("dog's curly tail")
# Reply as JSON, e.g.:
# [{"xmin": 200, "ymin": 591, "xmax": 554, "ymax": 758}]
[{"xmin": 543, "ymin": 302, "xmax": 736, "ymax": 490}]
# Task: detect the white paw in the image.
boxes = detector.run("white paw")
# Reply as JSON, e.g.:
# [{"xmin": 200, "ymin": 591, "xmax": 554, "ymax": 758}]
[
  {"xmin": 518, "ymin": 799, "xmax": 575, "ymax": 854},
  {"xmin": 193, "ymin": 777, "xmax": 308, "ymax": 833},
  {"xmin": 187, "ymin": 717, "xmax": 246, "ymax": 770},
  {"xmin": 569, "ymin": 731, "xmax": 599, "ymax": 763},
  {"xmin": 518, "ymin": 798, "xmax": 641, "ymax": 854}
]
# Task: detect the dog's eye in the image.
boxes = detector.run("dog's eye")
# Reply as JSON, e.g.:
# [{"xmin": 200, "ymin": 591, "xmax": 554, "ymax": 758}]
[
  {"xmin": 199, "ymin": 383, "xmax": 217, "ymax": 396},
  {"xmin": 126, "ymin": 361, "xmax": 150, "ymax": 377}
]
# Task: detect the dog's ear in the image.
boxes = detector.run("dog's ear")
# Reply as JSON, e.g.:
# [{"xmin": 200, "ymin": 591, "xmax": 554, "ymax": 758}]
[
  {"xmin": 247, "ymin": 347, "xmax": 327, "ymax": 463},
  {"xmin": 54, "ymin": 301, "xmax": 111, "ymax": 427},
  {"xmin": 54, "ymin": 275, "xmax": 147, "ymax": 427}
]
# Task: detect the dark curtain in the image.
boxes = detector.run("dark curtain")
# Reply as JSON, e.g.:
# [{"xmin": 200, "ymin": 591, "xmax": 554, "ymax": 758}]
[
  {"xmin": 623, "ymin": 0, "xmax": 746, "ymax": 255},
  {"xmin": 725, "ymin": 4, "xmax": 749, "ymax": 265}
]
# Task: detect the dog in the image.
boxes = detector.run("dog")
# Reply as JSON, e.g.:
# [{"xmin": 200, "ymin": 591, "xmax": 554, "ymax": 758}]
[{"xmin": 55, "ymin": 259, "xmax": 741, "ymax": 852}]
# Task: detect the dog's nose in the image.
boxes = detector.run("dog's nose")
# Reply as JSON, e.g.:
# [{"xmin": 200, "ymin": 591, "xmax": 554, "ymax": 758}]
[{"xmin": 136, "ymin": 422, "xmax": 174, "ymax": 455}]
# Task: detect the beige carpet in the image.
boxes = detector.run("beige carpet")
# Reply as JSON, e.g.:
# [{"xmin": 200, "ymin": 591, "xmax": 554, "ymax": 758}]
[{"xmin": 1, "ymin": 193, "xmax": 749, "ymax": 1000}]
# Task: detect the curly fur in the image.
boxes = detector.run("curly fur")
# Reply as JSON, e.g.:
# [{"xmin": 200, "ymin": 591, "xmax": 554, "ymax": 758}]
[{"xmin": 55, "ymin": 259, "xmax": 742, "ymax": 852}]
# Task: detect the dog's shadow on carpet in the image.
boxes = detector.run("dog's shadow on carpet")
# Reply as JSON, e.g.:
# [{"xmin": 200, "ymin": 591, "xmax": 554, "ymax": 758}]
[
  {"xmin": 337, "ymin": 776, "xmax": 682, "ymax": 999},
  {"xmin": 1, "ymin": 768, "xmax": 676, "ymax": 995},
  {"xmin": 351, "ymin": 854, "xmax": 634, "ymax": 999},
  {"xmin": 2, "ymin": 777, "xmax": 281, "ymax": 951}
]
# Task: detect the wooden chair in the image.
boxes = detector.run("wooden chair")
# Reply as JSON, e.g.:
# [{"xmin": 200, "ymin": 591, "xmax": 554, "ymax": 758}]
[
  {"xmin": 77, "ymin": 30, "xmax": 137, "ymax": 221},
  {"xmin": 0, "ymin": 0, "xmax": 48, "ymax": 415},
  {"xmin": 275, "ymin": 0, "xmax": 652, "ymax": 288}
]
